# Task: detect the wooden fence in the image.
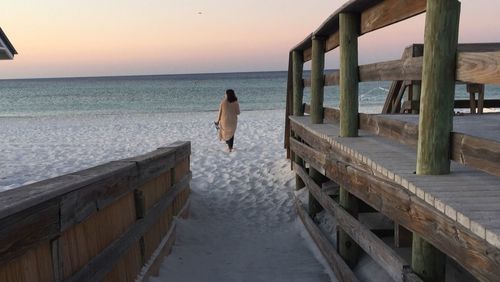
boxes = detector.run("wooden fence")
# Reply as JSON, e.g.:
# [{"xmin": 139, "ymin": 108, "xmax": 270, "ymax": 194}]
[{"xmin": 0, "ymin": 141, "xmax": 191, "ymax": 281}]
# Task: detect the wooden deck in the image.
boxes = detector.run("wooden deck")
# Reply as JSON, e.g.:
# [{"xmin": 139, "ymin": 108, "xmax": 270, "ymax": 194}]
[{"xmin": 289, "ymin": 114, "xmax": 500, "ymax": 280}]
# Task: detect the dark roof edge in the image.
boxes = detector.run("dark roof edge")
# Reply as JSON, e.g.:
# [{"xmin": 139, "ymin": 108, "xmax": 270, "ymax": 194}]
[{"xmin": 0, "ymin": 28, "xmax": 17, "ymax": 55}]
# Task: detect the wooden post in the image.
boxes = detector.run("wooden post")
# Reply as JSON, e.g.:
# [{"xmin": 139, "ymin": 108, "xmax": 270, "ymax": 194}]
[
  {"xmin": 411, "ymin": 45, "xmax": 424, "ymax": 114},
  {"xmin": 338, "ymin": 186, "xmax": 360, "ymax": 267},
  {"xmin": 338, "ymin": 12, "xmax": 361, "ymax": 268},
  {"xmin": 416, "ymin": 0, "xmax": 460, "ymax": 175},
  {"xmin": 308, "ymin": 168, "xmax": 327, "ymax": 217},
  {"xmin": 310, "ymin": 36, "xmax": 325, "ymax": 124},
  {"xmin": 412, "ymin": 234, "xmax": 446, "ymax": 282},
  {"xmin": 308, "ymin": 36, "xmax": 327, "ymax": 216},
  {"xmin": 339, "ymin": 13, "xmax": 359, "ymax": 137},
  {"xmin": 293, "ymin": 50, "xmax": 304, "ymax": 116},
  {"xmin": 292, "ymin": 50, "xmax": 306, "ymax": 190},
  {"xmin": 414, "ymin": 0, "xmax": 460, "ymax": 281}
]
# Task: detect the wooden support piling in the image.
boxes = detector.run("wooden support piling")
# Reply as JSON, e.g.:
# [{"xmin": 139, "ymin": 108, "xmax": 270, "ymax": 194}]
[
  {"xmin": 414, "ymin": 0, "xmax": 461, "ymax": 281},
  {"xmin": 338, "ymin": 12, "xmax": 361, "ymax": 268},
  {"xmin": 308, "ymin": 36, "xmax": 327, "ymax": 216},
  {"xmin": 308, "ymin": 168, "xmax": 327, "ymax": 217},
  {"xmin": 338, "ymin": 186, "xmax": 361, "ymax": 268}
]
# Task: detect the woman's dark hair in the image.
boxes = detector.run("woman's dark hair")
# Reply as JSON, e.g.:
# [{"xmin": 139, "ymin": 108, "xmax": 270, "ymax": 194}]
[{"xmin": 226, "ymin": 89, "xmax": 238, "ymax": 103}]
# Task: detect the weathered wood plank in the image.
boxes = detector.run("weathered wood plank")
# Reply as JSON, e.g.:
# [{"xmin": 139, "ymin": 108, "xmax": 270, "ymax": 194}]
[
  {"xmin": 159, "ymin": 141, "xmax": 191, "ymax": 162},
  {"xmin": 65, "ymin": 172, "xmax": 191, "ymax": 282},
  {"xmin": 295, "ymin": 164, "xmax": 417, "ymax": 282},
  {"xmin": 0, "ymin": 172, "xmax": 98, "ymax": 221},
  {"xmin": 0, "ymin": 200, "xmax": 59, "ymax": 265},
  {"xmin": 359, "ymin": 57, "xmax": 423, "ymax": 82},
  {"xmin": 325, "ymin": 32, "xmax": 340, "ymax": 53},
  {"xmin": 451, "ymin": 132, "xmax": 500, "ymax": 177},
  {"xmin": 359, "ymin": 113, "xmax": 418, "ymax": 146},
  {"xmin": 120, "ymin": 148, "xmax": 176, "ymax": 185},
  {"xmin": 360, "ymin": 0, "xmax": 426, "ymax": 34},
  {"xmin": 294, "ymin": 195, "xmax": 359, "ymax": 282},
  {"xmin": 290, "ymin": 138, "xmax": 327, "ymax": 172},
  {"xmin": 457, "ymin": 51, "xmax": 500, "ymax": 85},
  {"xmin": 59, "ymin": 164, "xmax": 137, "ymax": 232}
]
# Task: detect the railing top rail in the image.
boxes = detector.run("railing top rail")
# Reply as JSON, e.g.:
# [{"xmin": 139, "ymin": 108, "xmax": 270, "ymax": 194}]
[
  {"xmin": 290, "ymin": 0, "xmax": 426, "ymax": 56},
  {"xmin": 0, "ymin": 141, "xmax": 191, "ymax": 220}
]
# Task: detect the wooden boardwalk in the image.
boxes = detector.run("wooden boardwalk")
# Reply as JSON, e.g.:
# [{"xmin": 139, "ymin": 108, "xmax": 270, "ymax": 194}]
[
  {"xmin": 292, "ymin": 114, "xmax": 500, "ymax": 246},
  {"xmin": 289, "ymin": 114, "xmax": 500, "ymax": 280}
]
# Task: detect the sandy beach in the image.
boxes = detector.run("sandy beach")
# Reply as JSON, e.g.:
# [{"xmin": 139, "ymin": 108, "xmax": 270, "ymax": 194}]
[{"xmin": 0, "ymin": 109, "xmax": 336, "ymax": 281}]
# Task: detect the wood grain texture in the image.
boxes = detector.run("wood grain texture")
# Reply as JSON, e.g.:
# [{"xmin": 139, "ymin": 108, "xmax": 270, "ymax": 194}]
[
  {"xmin": 359, "ymin": 57, "xmax": 423, "ymax": 82},
  {"xmin": 456, "ymin": 51, "xmax": 500, "ymax": 85},
  {"xmin": 0, "ymin": 242, "xmax": 54, "ymax": 282},
  {"xmin": 0, "ymin": 200, "xmax": 59, "ymax": 265},
  {"xmin": 360, "ymin": 0, "xmax": 426, "ymax": 34},
  {"xmin": 60, "ymin": 192, "xmax": 137, "ymax": 279},
  {"xmin": 65, "ymin": 173, "xmax": 191, "ymax": 282},
  {"xmin": 294, "ymin": 196, "xmax": 359, "ymax": 282}
]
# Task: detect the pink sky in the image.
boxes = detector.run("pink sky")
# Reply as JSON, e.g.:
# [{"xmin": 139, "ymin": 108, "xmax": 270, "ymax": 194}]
[{"xmin": 0, "ymin": 0, "xmax": 499, "ymax": 79}]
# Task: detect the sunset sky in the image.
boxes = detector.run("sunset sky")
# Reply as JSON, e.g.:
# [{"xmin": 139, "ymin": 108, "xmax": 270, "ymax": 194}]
[{"xmin": 0, "ymin": 0, "xmax": 499, "ymax": 79}]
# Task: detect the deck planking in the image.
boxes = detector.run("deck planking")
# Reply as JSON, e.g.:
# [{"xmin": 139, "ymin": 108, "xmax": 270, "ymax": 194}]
[{"xmin": 290, "ymin": 116, "xmax": 500, "ymax": 249}]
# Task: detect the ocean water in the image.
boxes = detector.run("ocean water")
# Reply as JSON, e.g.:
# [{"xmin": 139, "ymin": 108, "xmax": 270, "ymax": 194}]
[{"xmin": 0, "ymin": 71, "xmax": 499, "ymax": 117}]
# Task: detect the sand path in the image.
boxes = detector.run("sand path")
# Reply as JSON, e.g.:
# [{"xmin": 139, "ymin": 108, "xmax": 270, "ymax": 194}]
[{"xmin": 152, "ymin": 112, "xmax": 332, "ymax": 282}]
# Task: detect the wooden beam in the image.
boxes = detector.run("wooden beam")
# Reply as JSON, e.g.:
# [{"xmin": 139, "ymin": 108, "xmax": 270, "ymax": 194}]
[
  {"xmin": 294, "ymin": 196, "xmax": 359, "ymax": 282},
  {"xmin": 302, "ymin": 52, "xmax": 500, "ymax": 86},
  {"xmin": 360, "ymin": 0, "xmax": 426, "ymax": 34},
  {"xmin": 451, "ymin": 132, "xmax": 500, "ymax": 178},
  {"xmin": 456, "ymin": 51, "xmax": 500, "ymax": 85},
  {"xmin": 325, "ymin": 32, "xmax": 340, "ymax": 53},
  {"xmin": 359, "ymin": 57, "xmax": 423, "ymax": 82},
  {"xmin": 295, "ymin": 164, "xmax": 420, "ymax": 282},
  {"xmin": 291, "ymin": 141, "xmax": 500, "ymax": 281},
  {"xmin": 325, "ymin": 71, "xmax": 340, "ymax": 86}
]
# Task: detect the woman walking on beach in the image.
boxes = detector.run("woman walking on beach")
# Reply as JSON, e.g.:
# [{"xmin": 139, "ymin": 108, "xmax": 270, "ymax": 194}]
[{"xmin": 216, "ymin": 89, "xmax": 240, "ymax": 152}]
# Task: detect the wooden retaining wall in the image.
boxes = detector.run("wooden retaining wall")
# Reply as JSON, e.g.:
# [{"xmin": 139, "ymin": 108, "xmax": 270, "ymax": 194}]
[{"xmin": 0, "ymin": 141, "xmax": 191, "ymax": 282}]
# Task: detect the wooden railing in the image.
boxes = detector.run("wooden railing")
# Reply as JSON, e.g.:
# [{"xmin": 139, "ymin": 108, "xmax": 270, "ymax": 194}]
[
  {"xmin": 284, "ymin": 0, "xmax": 500, "ymax": 281},
  {"xmin": 0, "ymin": 141, "xmax": 191, "ymax": 281}
]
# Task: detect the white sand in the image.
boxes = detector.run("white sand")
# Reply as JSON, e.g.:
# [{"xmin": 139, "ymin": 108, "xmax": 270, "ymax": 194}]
[{"xmin": 0, "ymin": 110, "xmax": 334, "ymax": 281}]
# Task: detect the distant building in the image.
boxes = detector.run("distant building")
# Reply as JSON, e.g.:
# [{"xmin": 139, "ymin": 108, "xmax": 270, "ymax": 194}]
[{"xmin": 0, "ymin": 28, "xmax": 17, "ymax": 60}]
